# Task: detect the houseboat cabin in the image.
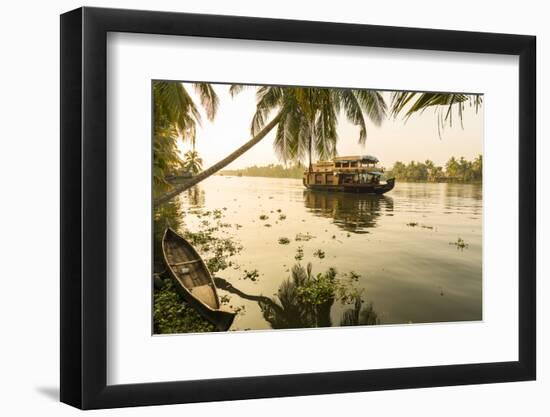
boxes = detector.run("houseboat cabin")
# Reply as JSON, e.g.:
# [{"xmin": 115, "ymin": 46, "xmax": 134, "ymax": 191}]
[{"xmin": 303, "ymin": 155, "xmax": 395, "ymax": 194}]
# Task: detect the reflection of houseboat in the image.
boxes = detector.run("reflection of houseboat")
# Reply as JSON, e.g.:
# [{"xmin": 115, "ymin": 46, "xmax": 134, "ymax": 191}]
[{"xmin": 303, "ymin": 155, "xmax": 395, "ymax": 194}]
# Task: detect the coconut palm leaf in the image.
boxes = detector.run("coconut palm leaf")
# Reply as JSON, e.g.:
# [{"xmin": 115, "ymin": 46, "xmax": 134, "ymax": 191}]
[
  {"xmin": 337, "ymin": 89, "xmax": 368, "ymax": 144},
  {"xmin": 391, "ymin": 92, "xmax": 482, "ymax": 123},
  {"xmin": 193, "ymin": 83, "xmax": 219, "ymax": 121},
  {"xmin": 352, "ymin": 89, "xmax": 387, "ymax": 126}
]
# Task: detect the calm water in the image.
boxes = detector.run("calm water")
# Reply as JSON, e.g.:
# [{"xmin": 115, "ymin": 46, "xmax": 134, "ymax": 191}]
[{"xmin": 174, "ymin": 176, "xmax": 482, "ymax": 330}]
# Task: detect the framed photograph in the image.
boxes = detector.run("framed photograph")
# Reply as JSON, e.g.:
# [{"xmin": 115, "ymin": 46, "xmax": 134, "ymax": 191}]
[{"xmin": 60, "ymin": 6, "xmax": 536, "ymax": 409}]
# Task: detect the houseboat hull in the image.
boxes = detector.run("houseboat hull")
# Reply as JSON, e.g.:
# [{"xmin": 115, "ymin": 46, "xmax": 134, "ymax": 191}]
[{"xmin": 304, "ymin": 178, "xmax": 395, "ymax": 194}]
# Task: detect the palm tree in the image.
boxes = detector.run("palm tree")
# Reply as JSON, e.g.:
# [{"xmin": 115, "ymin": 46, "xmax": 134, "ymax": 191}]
[
  {"xmin": 182, "ymin": 150, "xmax": 203, "ymax": 175},
  {"xmin": 152, "ymin": 81, "xmax": 218, "ymax": 197},
  {"xmin": 390, "ymin": 92, "xmax": 483, "ymax": 135},
  {"xmin": 472, "ymin": 154, "xmax": 483, "ymax": 180},
  {"xmin": 445, "ymin": 156, "xmax": 460, "ymax": 178},
  {"xmin": 154, "ymin": 85, "xmax": 386, "ymax": 206}
]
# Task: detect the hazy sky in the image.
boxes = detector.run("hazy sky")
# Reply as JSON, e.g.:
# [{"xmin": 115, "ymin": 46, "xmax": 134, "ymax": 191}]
[{"xmin": 178, "ymin": 83, "xmax": 483, "ymax": 170}]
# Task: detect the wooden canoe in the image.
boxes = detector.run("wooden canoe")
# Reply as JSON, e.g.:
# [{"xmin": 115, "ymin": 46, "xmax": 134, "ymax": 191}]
[{"xmin": 161, "ymin": 228, "xmax": 235, "ymax": 331}]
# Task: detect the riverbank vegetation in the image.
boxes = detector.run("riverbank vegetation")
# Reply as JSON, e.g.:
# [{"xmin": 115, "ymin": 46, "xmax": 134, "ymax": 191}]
[
  {"xmin": 218, "ymin": 155, "xmax": 482, "ymax": 183},
  {"xmin": 220, "ymin": 163, "xmax": 304, "ymax": 179},
  {"xmin": 153, "ymin": 199, "xmax": 242, "ymax": 334},
  {"xmin": 385, "ymin": 155, "xmax": 482, "ymax": 183}
]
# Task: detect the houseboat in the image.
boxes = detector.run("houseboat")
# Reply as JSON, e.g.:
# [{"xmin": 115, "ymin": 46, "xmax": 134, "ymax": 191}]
[{"xmin": 303, "ymin": 155, "xmax": 395, "ymax": 194}]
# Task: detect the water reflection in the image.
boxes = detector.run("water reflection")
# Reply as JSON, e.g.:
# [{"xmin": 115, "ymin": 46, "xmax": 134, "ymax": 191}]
[
  {"xmin": 303, "ymin": 190, "xmax": 394, "ymax": 233},
  {"xmin": 153, "ymin": 200, "xmax": 183, "ymax": 272},
  {"xmin": 340, "ymin": 297, "xmax": 379, "ymax": 326},
  {"xmin": 155, "ymin": 177, "xmax": 482, "ymax": 329},
  {"xmin": 186, "ymin": 186, "xmax": 205, "ymax": 207},
  {"xmin": 215, "ymin": 263, "xmax": 379, "ymax": 330}
]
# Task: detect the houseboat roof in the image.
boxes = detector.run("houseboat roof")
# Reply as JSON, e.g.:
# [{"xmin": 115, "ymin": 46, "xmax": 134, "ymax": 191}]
[{"xmin": 333, "ymin": 155, "xmax": 379, "ymax": 164}]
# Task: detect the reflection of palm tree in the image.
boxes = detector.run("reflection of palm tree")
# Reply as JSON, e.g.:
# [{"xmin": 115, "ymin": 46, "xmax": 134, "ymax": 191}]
[
  {"xmin": 340, "ymin": 296, "xmax": 379, "ymax": 326},
  {"xmin": 216, "ymin": 264, "xmax": 334, "ymax": 329},
  {"xmin": 261, "ymin": 263, "xmax": 333, "ymax": 329},
  {"xmin": 214, "ymin": 277, "xmax": 283, "ymax": 313},
  {"xmin": 304, "ymin": 191, "xmax": 393, "ymax": 233},
  {"xmin": 186, "ymin": 186, "xmax": 205, "ymax": 207},
  {"xmin": 155, "ymin": 85, "xmax": 387, "ymax": 206},
  {"xmin": 153, "ymin": 201, "xmax": 183, "ymax": 272},
  {"xmin": 216, "ymin": 273, "xmax": 380, "ymax": 329}
]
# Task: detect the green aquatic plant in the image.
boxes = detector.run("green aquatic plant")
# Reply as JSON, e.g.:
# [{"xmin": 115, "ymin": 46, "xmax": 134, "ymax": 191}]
[
  {"xmin": 406, "ymin": 222, "xmax": 419, "ymax": 227},
  {"xmin": 295, "ymin": 246, "xmax": 304, "ymax": 261},
  {"xmin": 295, "ymin": 232, "xmax": 315, "ymax": 241},
  {"xmin": 313, "ymin": 249, "xmax": 326, "ymax": 259},
  {"xmin": 259, "ymin": 214, "xmax": 269, "ymax": 220},
  {"xmin": 153, "ymin": 279, "xmax": 216, "ymax": 334},
  {"xmin": 450, "ymin": 237, "xmax": 469, "ymax": 250},
  {"xmin": 279, "ymin": 214, "xmax": 287, "ymax": 220},
  {"xmin": 181, "ymin": 209, "xmax": 243, "ymax": 274},
  {"xmin": 243, "ymin": 269, "xmax": 260, "ymax": 282},
  {"xmin": 297, "ymin": 267, "xmax": 338, "ymax": 306},
  {"xmin": 278, "ymin": 237, "xmax": 291, "ymax": 245}
]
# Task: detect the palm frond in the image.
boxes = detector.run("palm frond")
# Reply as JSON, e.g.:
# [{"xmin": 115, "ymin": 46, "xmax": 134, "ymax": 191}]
[
  {"xmin": 351, "ymin": 89, "xmax": 387, "ymax": 126},
  {"xmin": 251, "ymin": 86, "xmax": 284, "ymax": 135},
  {"xmin": 229, "ymin": 84, "xmax": 250, "ymax": 97},
  {"xmin": 193, "ymin": 83, "xmax": 219, "ymax": 121},
  {"xmin": 337, "ymin": 89, "xmax": 368, "ymax": 144}
]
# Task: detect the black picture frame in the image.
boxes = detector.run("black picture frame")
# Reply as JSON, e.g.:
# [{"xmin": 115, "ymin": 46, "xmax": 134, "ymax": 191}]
[{"xmin": 60, "ymin": 6, "xmax": 536, "ymax": 410}]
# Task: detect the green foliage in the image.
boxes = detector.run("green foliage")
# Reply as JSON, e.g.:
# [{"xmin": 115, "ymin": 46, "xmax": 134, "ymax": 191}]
[
  {"xmin": 391, "ymin": 92, "xmax": 483, "ymax": 135},
  {"xmin": 295, "ymin": 232, "xmax": 315, "ymax": 242},
  {"xmin": 243, "ymin": 269, "xmax": 260, "ymax": 281},
  {"xmin": 386, "ymin": 155, "xmax": 482, "ymax": 183},
  {"xmin": 182, "ymin": 150, "xmax": 203, "ymax": 175},
  {"xmin": 260, "ymin": 263, "xmax": 359, "ymax": 329},
  {"xmin": 152, "ymin": 201, "xmax": 244, "ymax": 334},
  {"xmin": 313, "ymin": 249, "xmax": 326, "ymax": 259},
  {"xmin": 153, "ymin": 279, "xmax": 216, "ymax": 334},
  {"xmin": 152, "ymin": 81, "xmax": 218, "ymax": 198},
  {"xmin": 297, "ymin": 267, "xmax": 338, "ymax": 305},
  {"xmin": 230, "ymin": 85, "xmax": 387, "ymax": 168},
  {"xmin": 450, "ymin": 237, "xmax": 469, "ymax": 250}
]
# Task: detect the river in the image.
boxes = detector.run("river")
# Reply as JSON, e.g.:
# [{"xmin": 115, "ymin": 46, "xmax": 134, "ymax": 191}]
[{"xmin": 164, "ymin": 175, "xmax": 482, "ymax": 331}]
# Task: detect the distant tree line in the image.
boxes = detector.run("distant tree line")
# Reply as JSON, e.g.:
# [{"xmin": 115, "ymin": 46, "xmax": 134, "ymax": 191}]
[
  {"xmin": 386, "ymin": 155, "xmax": 482, "ymax": 182},
  {"xmin": 220, "ymin": 163, "xmax": 305, "ymax": 179}
]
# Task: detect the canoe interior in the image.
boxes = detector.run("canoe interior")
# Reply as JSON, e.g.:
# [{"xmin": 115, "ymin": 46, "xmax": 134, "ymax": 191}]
[{"xmin": 163, "ymin": 230, "xmax": 219, "ymax": 310}]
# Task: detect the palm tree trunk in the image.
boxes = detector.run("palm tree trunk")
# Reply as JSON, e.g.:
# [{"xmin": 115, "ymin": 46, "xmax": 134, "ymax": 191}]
[
  {"xmin": 308, "ymin": 138, "xmax": 312, "ymax": 172},
  {"xmin": 308, "ymin": 119, "xmax": 314, "ymax": 173},
  {"xmin": 154, "ymin": 111, "xmax": 283, "ymax": 207}
]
